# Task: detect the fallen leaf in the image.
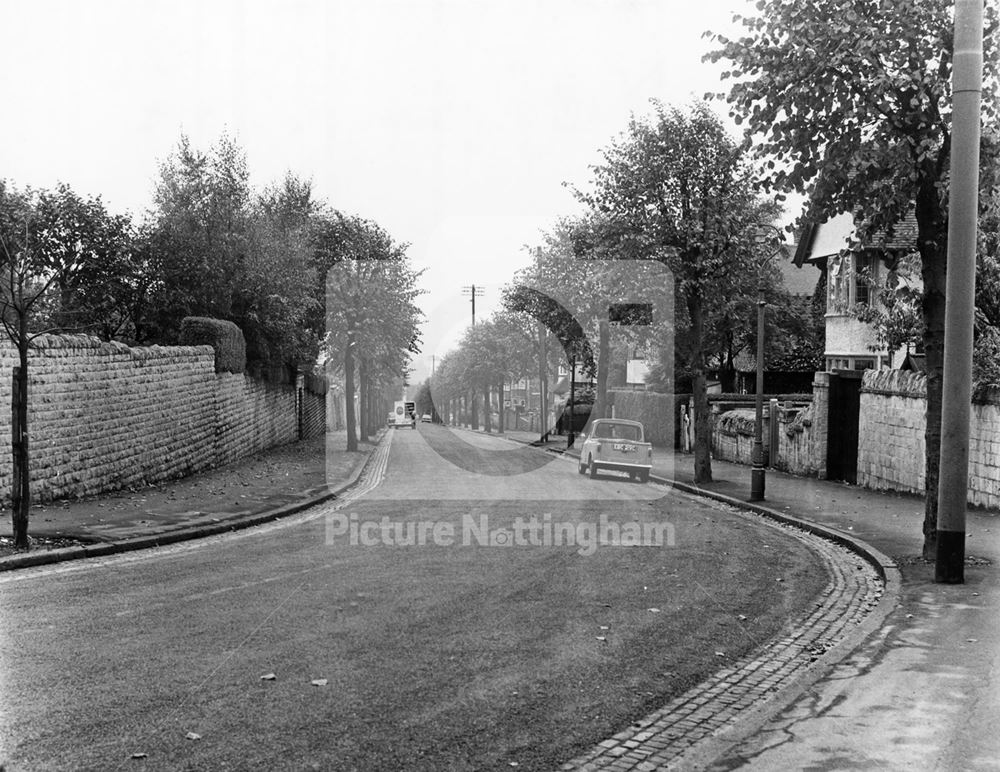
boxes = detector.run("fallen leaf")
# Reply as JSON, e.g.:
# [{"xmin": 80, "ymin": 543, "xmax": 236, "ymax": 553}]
[
  {"xmin": 967, "ymin": 639, "xmax": 978, "ymax": 643},
  {"xmin": 737, "ymin": 614, "xmax": 748, "ymax": 621},
  {"xmin": 311, "ymin": 678, "xmax": 328, "ymax": 686},
  {"xmin": 130, "ymin": 752, "xmax": 148, "ymax": 759},
  {"xmin": 599, "ymin": 625, "xmax": 609, "ymax": 630},
  {"xmin": 260, "ymin": 673, "xmax": 276, "ymax": 681},
  {"xmin": 185, "ymin": 732, "xmax": 201, "ymax": 741},
  {"xmin": 595, "ymin": 636, "xmax": 607, "ymax": 642},
  {"xmin": 714, "ymin": 651, "xmax": 725, "ymax": 657},
  {"xmin": 647, "ymin": 607, "xmax": 662, "ymax": 613}
]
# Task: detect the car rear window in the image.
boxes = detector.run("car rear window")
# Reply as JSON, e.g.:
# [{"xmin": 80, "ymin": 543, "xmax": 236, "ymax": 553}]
[{"xmin": 596, "ymin": 423, "xmax": 641, "ymax": 441}]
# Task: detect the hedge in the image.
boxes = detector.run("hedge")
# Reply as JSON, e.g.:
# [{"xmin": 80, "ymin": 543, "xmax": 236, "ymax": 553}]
[
  {"xmin": 608, "ymin": 389, "xmax": 674, "ymax": 446},
  {"xmin": 179, "ymin": 317, "xmax": 247, "ymax": 374}
]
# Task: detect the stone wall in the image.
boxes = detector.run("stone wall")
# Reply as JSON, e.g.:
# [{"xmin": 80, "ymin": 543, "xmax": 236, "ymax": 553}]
[
  {"xmin": 0, "ymin": 335, "xmax": 323, "ymax": 504},
  {"xmin": 857, "ymin": 370, "xmax": 1000, "ymax": 508},
  {"xmin": 774, "ymin": 401, "xmax": 820, "ymax": 476},
  {"xmin": 711, "ymin": 409, "xmax": 769, "ymax": 466},
  {"xmin": 857, "ymin": 370, "xmax": 927, "ymax": 496},
  {"xmin": 699, "ymin": 368, "xmax": 1000, "ymax": 509},
  {"xmin": 300, "ymin": 375, "xmax": 328, "ymax": 440},
  {"xmin": 709, "ymin": 396, "xmax": 820, "ymax": 475},
  {"xmin": 213, "ymin": 373, "xmax": 298, "ymax": 466}
]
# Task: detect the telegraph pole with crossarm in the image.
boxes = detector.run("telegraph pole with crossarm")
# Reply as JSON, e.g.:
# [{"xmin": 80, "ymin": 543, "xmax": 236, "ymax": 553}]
[{"xmin": 461, "ymin": 284, "xmax": 485, "ymax": 326}]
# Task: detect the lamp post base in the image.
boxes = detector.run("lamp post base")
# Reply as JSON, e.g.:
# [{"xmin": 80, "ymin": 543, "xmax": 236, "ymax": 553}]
[
  {"xmin": 750, "ymin": 466, "xmax": 766, "ymax": 501},
  {"xmin": 934, "ymin": 529, "xmax": 965, "ymax": 584}
]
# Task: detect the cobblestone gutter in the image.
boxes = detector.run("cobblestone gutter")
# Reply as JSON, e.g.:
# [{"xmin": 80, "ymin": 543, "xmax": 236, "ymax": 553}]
[{"xmin": 560, "ymin": 502, "xmax": 888, "ymax": 771}]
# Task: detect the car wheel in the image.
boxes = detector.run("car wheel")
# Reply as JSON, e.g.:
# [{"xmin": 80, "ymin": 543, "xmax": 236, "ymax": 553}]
[
  {"xmin": 588, "ymin": 456, "xmax": 598, "ymax": 479},
  {"xmin": 638, "ymin": 469, "xmax": 649, "ymax": 484},
  {"xmin": 628, "ymin": 470, "xmax": 636, "ymax": 481},
  {"xmin": 578, "ymin": 458, "xmax": 586, "ymax": 475}
]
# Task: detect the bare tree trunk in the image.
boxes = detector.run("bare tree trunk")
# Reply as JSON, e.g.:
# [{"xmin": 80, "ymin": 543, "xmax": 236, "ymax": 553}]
[
  {"xmin": 358, "ymin": 358, "xmax": 370, "ymax": 441},
  {"xmin": 11, "ymin": 356, "xmax": 30, "ymax": 548},
  {"xmin": 344, "ymin": 343, "xmax": 358, "ymax": 452},
  {"xmin": 497, "ymin": 380, "xmax": 505, "ymax": 433},
  {"xmin": 592, "ymin": 320, "xmax": 610, "ymax": 424},
  {"xmin": 482, "ymin": 383, "xmax": 490, "ymax": 433},
  {"xmin": 918, "ymin": 183, "xmax": 947, "ymax": 559},
  {"xmin": 688, "ymin": 289, "xmax": 713, "ymax": 483},
  {"xmin": 470, "ymin": 388, "xmax": 478, "ymax": 430},
  {"xmin": 538, "ymin": 322, "xmax": 548, "ymax": 441}
]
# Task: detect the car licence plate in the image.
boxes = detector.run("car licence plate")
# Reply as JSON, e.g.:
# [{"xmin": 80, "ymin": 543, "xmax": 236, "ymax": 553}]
[{"xmin": 613, "ymin": 443, "xmax": 635, "ymax": 452}]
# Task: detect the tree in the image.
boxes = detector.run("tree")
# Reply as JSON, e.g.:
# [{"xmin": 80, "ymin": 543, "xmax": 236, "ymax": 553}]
[
  {"xmin": 854, "ymin": 252, "xmax": 925, "ymax": 366},
  {"xmin": 27, "ymin": 183, "xmax": 152, "ymax": 342},
  {"xmin": 573, "ymin": 101, "xmax": 777, "ymax": 482},
  {"xmin": 707, "ymin": 0, "xmax": 999, "ymax": 555},
  {"xmin": 149, "ymin": 135, "xmax": 320, "ymax": 372},
  {"xmin": 315, "ymin": 213, "xmax": 422, "ymax": 451},
  {"xmin": 0, "ymin": 182, "xmax": 99, "ymax": 548},
  {"xmin": 414, "ymin": 378, "xmax": 434, "ymax": 419}
]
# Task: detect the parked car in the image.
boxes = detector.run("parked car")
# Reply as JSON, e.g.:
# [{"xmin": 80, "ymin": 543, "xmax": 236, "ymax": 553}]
[
  {"xmin": 577, "ymin": 419, "xmax": 652, "ymax": 482},
  {"xmin": 421, "ymin": 413, "xmax": 432, "ymax": 423}
]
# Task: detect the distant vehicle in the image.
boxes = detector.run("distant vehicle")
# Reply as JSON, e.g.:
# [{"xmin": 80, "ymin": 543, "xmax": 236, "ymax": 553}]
[
  {"xmin": 391, "ymin": 401, "xmax": 416, "ymax": 429},
  {"xmin": 578, "ymin": 419, "xmax": 652, "ymax": 482},
  {"xmin": 421, "ymin": 413, "xmax": 432, "ymax": 423}
]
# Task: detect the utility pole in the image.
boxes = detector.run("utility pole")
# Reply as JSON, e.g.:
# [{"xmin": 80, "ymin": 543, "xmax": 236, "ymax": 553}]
[
  {"xmin": 749, "ymin": 225, "xmax": 783, "ymax": 502},
  {"xmin": 462, "ymin": 284, "xmax": 484, "ymax": 326},
  {"xmin": 936, "ymin": 0, "xmax": 983, "ymax": 584}
]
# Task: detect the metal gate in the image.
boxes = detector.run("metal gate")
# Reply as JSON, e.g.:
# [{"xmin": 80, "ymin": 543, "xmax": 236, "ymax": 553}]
[{"xmin": 826, "ymin": 370, "xmax": 862, "ymax": 483}]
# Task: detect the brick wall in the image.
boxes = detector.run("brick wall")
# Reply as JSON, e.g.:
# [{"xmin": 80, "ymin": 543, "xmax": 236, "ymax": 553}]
[{"xmin": 0, "ymin": 334, "xmax": 324, "ymax": 504}]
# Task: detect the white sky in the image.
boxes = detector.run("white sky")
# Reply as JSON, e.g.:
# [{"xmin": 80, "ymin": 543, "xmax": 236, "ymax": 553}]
[{"xmin": 1, "ymin": 0, "xmax": 763, "ymax": 385}]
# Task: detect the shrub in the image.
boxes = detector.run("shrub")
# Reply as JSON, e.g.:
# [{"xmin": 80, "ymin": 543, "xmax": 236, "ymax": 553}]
[
  {"xmin": 609, "ymin": 390, "xmax": 674, "ymax": 445},
  {"xmin": 180, "ymin": 317, "xmax": 246, "ymax": 374}
]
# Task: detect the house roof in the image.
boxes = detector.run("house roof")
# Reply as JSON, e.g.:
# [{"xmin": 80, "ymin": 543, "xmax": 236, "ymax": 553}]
[
  {"xmin": 778, "ymin": 244, "xmax": 821, "ymax": 296},
  {"xmin": 901, "ymin": 352, "xmax": 926, "ymax": 372},
  {"xmin": 794, "ymin": 209, "xmax": 919, "ymax": 265}
]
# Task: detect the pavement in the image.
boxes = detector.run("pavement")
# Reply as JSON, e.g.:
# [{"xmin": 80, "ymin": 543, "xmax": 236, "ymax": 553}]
[
  {"xmin": 0, "ymin": 429, "xmax": 380, "ymax": 570},
  {"xmin": 495, "ymin": 426, "xmax": 1000, "ymax": 769},
  {"xmin": 2, "ymin": 422, "xmax": 997, "ymax": 767}
]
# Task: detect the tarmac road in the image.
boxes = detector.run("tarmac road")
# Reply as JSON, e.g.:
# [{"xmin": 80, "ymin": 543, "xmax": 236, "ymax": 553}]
[{"xmin": 0, "ymin": 425, "xmax": 828, "ymax": 771}]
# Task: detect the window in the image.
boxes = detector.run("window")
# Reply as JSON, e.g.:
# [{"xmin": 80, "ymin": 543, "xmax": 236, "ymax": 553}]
[
  {"xmin": 827, "ymin": 356, "xmax": 876, "ymax": 371},
  {"xmin": 854, "ymin": 252, "xmax": 879, "ymax": 306},
  {"xmin": 828, "ymin": 255, "xmax": 849, "ymax": 313}
]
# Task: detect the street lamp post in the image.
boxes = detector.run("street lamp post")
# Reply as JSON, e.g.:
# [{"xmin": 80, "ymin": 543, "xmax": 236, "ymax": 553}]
[
  {"xmin": 750, "ymin": 225, "xmax": 784, "ymax": 502},
  {"xmin": 568, "ymin": 353, "xmax": 576, "ymax": 448}
]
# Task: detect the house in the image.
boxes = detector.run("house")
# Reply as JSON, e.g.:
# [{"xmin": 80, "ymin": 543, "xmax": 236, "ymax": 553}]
[{"xmin": 793, "ymin": 211, "xmax": 919, "ymax": 370}]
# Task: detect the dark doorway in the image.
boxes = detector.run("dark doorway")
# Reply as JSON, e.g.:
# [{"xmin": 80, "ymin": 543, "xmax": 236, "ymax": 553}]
[{"xmin": 826, "ymin": 370, "xmax": 862, "ymax": 483}]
